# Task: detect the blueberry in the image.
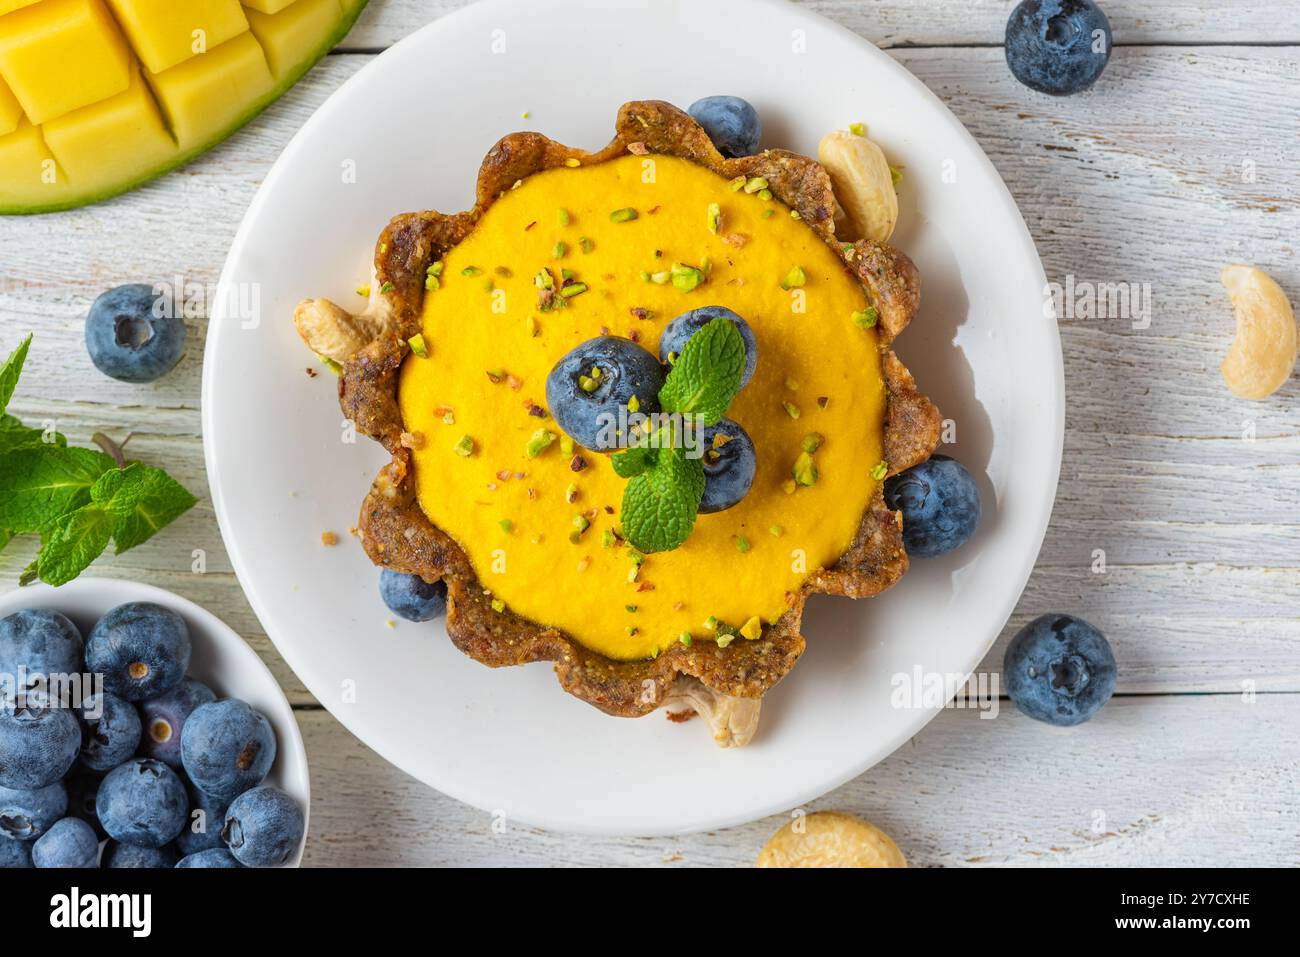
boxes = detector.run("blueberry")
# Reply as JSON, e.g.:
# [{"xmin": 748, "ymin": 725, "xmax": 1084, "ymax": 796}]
[
  {"xmin": 545, "ymin": 336, "xmax": 665, "ymax": 450},
  {"xmin": 96, "ymin": 758, "xmax": 188, "ymax": 849},
  {"xmin": 687, "ymin": 96, "xmax": 761, "ymax": 158},
  {"xmin": 1005, "ymin": 0, "xmax": 1112, "ymax": 96},
  {"xmin": 176, "ymin": 847, "xmax": 242, "ymax": 868},
  {"xmin": 658, "ymin": 307, "xmax": 758, "ymax": 390},
  {"xmin": 698, "ymin": 419, "xmax": 756, "ymax": 513},
  {"xmin": 0, "ymin": 837, "xmax": 32, "ymax": 868},
  {"xmin": 85, "ymin": 602, "xmax": 191, "ymax": 702},
  {"xmin": 85, "ymin": 283, "xmax": 186, "ymax": 383},
  {"xmin": 64, "ymin": 766, "xmax": 106, "ymax": 838},
  {"xmin": 0, "ymin": 781, "xmax": 67, "ymax": 841},
  {"xmin": 180, "ymin": 699, "xmax": 276, "ymax": 802},
  {"xmin": 883, "ymin": 455, "xmax": 981, "ymax": 558},
  {"xmin": 0, "ymin": 609, "xmax": 84, "ymax": 698},
  {"xmin": 1005, "ymin": 614, "xmax": 1116, "ymax": 726},
  {"xmin": 78, "ymin": 692, "xmax": 142, "ymax": 772},
  {"xmin": 32, "ymin": 817, "xmax": 99, "ymax": 868},
  {"xmin": 222, "ymin": 786, "xmax": 304, "ymax": 868},
  {"xmin": 0, "ymin": 698, "xmax": 81, "ymax": 789},
  {"xmin": 378, "ymin": 570, "xmax": 448, "ymax": 623},
  {"xmin": 174, "ymin": 783, "xmax": 228, "ymax": 856},
  {"xmin": 138, "ymin": 677, "xmax": 216, "ymax": 767},
  {"xmin": 103, "ymin": 839, "xmax": 177, "ymax": 869}
]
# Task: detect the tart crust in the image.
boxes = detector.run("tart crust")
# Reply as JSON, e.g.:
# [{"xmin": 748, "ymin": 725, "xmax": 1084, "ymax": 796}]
[{"xmin": 301, "ymin": 101, "xmax": 942, "ymax": 727}]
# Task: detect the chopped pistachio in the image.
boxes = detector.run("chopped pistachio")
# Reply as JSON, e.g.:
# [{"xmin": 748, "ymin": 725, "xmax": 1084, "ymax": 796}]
[
  {"xmin": 491, "ymin": 599, "xmax": 505, "ymax": 613},
  {"xmin": 757, "ymin": 188, "xmax": 773, "ymax": 201},
  {"xmin": 852, "ymin": 306, "xmax": 880, "ymax": 329},
  {"xmin": 671, "ymin": 262, "xmax": 705, "ymax": 292},
  {"xmin": 319, "ymin": 355, "xmax": 342, "ymax": 376},
  {"xmin": 740, "ymin": 616, "xmax": 763, "ymax": 640},
  {"xmin": 627, "ymin": 395, "xmax": 641, "ymax": 413},
  {"xmin": 891, "ymin": 165, "xmax": 904, "ymax": 186},
  {"xmin": 602, "ymin": 529, "xmax": 616, "ymax": 548},
  {"xmin": 355, "ymin": 283, "xmax": 371, "ymax": 297},
  {"xmin": 849, "ymin": 121, "xmax": 867, "ymax": 137},
  {"xmin": 424, "ymin": 275, "xmax": 440, "ymax": 292},
  {"xmin": 379, "ymin": 281, "xmax": 394, "ymax": 294},
  {"xmin": 561, "ymin": 268, "xmax": 574, "ymax": 281},
  {"xmin": 707, "ymin": 202, "xmax": 722, "ymax": 234},
  {"xmin": 650, "ymin": 270, "xmax": 672, "ymax": 284},
  {"xmin": 564, "ymin": 157, "xmax": 581, "ymax": 168},
  {"xmin": 525, "ymin": 429, "xmax": 556, "ymax": 458},
  {"xmin": 453, "ymin": 435, "xmax": 475, "ymax": 457},
  {"xmin": 871, "ymin": 460, "xmax": 889, "ymax": 481},
  {"xmin": 782, "ymin": 478, "xmax": 797, "ymax": 495},
  {"xmin": 628, "ymin": 549, "xmax": 646, "ymax": 566},
  {"xmin": 716, "ymin": 633, "xmax": 735, "ymax": 649},
  {"xmin": 639, "ymin": 270, "xmax": 652, "ymax": 281},
  {"xmin": 609, "ymin": 207, "xmax": 639, "ymax": 224},
  {"xmin": 678, "ymin": 632, "xmax": 692, "ymax": 647},
  {"xmin": 769, "ymin": 525, "xmax": 784, "ymax": 537},
  {"xmin": 461, "ymin": 266, "xmax": 482, "ymax": 277},
  {"xmin": 761, "ymin": 209, "xmax": 776, "ymax": 219},
  {"xmin": 801, "ymin": 432, "xmax": 823, "ymax": 453},
  {"xmin": 553, "ymin": 241, "xmax": 568, "ymax": 258},
  {"xmin": 793, "ymin": 451, "xmax": 818, "ymax": 486},
  {"xmin": 526, "ymin": 316, "xmax": 540, "ymax": 337},
  {"xmin": 782, "ymin": 401, "xmax": 801, "ymax": 420},
  {"xmin": 407, "ymin": 334, "xmax": 429, "ymax": 358},
  {"xmin": 534, "ymin": 269, "xmax": 554, "ymax": 289},
  {"xmin": 735, "ymin": 535, "xmax": 751, "ymax": 554},
  {"xmin": 560, "ymin": 435, "xmax": 575, "ymax": 457},
  {"xmin": 743, "ymin": 176, "xmax": 769, "ymax": 194},
  {"xmin": 781, "ymin": 265, "xmax": 807, "ymax": 290},
  {"xmin": 789, "ymin": 209, "xmax": 801, "ymax": 220},
  {"xmin": 428, "ymin": 261, "xmax": 445, "ymax": 277},
  {"xmin": 626, "ymin": 604, "xmax": 638, "ymax": 613},
  {"xmin": 558, "ymin": 282, "xmax": 589, "ymax": 298},
  {"xmin": 728, "ymin": 175, "xmax": 746, "ymax": 191},
  {"xmin": 499, "ymin": 519, "xmax": 514, "ymax": 533},
  {"xmin": 557, "ymin": 207, "xmax": 571, "ymax": 226},
  {"xmin": 785, "ymin": 377, "xmax": 800, "ymax": 391},
  {"xmin": 704, "ymin": 615, "xmax": 718, "ymax": 631},
  {"xmin": 565, "ymin": 483, "xmax": 579, "ymax": 504},
  {"xmin": 579, "ymin": 236, "xmax": 595, "ymax": 253}
]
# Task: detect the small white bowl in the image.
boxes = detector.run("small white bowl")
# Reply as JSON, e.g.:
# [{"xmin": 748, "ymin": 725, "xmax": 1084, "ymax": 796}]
[{"xmin": 0, "ymin": 578, "xmax": 310, "ymax": 867}]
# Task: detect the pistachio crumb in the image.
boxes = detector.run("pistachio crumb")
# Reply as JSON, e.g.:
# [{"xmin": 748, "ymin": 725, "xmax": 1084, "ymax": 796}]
[
  {"xmin": 499, "ymin": 519, "xmax": 514, "ymax": 534},
  {"xmin": 871, "ymin": 460, "xmax": 889, "ymax": 481},
  {"xmin": 743, "ymin": 176, "xmax": 769, "ymax": 194},
  {"xmin": 453, "ymin": 435, "xmax": 475, "ymax": 457},
  {"xmin": 740, "ymin": 616, "xmax": 762, "ymax": 640},
  {"xmin": 782, "ymin": 401, "xmax": 801, "ymax": 420},
  {"xmin": 525, "ymin": 429, "xmax": 556, "ymax": 458},
  {"xmin": 793, "ymin": 452, "xmax": 818, "ymax": 486},
  {"xmin": 491, "ymin": 599, "xmax": 506, "ymax": 613},
  {"xmin": 852, "ymin": 306, "xmax": 880, "ymax": 329},
  {"xmin": 707, "ymin": 202, "xmax": 722, "ymax": 234},
  {"xmin": 849, "ymin": 121, "xmax": 867, "ymax": 137},
  {"xmin": 735, "ymin": 535, "xmax": 751, "ymax": 554},
  {"xmin": 609, "ymin": 207, "xmax": 638, "ymax": 224},
  {"xmin": 407, "ymin": 334, "xmax": 429, "ymax": 358},
  {"xmin": 769, "ymin": 525, "xmax": 784, "ymax": 537},
  {"xmin": 564, "ymin": 158, "xmax": 581, "ymax": 168},
  {"xmin": 678, "ymin": 632, "xmax": 692, "ymax": 647},
  {"xmin": 780, "ymin": 265, "xmax": 807, "ymax": 290}
]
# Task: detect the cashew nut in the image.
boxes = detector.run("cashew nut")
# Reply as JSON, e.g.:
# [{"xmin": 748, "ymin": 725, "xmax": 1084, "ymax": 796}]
[
  {"xmin": 818, "ymin": 129, "xmax": 898, "ymax": 243},
  {"xmin": 294, "ymin": 268, "xmax": 402, "ymax": 363},
  {"xmin": 662, "ymin": 676, "xmax": 761, "ymax": 748},
  {"xmin": 756, "ymin": 811, "xmax": 907, "ymax": 868},
  {"xmin": 1220, "ymin": 264, "xmax": 1298, "ymax": 400}
]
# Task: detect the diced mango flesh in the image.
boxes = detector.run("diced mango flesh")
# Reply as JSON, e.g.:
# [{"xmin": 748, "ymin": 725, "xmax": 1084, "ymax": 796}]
[
  {"xmin": 0, "ymin": 0, "xmax": 131, "ymax": 124},
  {"xmin": 0, "ymin": 118, "xmax": 60, "ymax": 193},
  {"xmin": 105, "ymin": 0, "xmax": 250, "ymax": 74},
  {"xmin": 241, "ymin": 0, "xmax": 301, "ymax": 14},
  {"xmin": 0, "ymin": 76, "xmax": 22, "ymax": 136},
  {"xmin": 146, "ymin": 31, "xmax": 273, "ymax": 150},
  {"xmin": 42, "ymin": 68, "xmax": 173, "ymax": 185},
  {"xmin": 246, "ymin": 0, "xmax": 338, "ymax": 79}
]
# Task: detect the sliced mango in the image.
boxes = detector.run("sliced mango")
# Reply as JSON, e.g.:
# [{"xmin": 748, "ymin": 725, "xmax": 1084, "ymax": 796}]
[
  {"xmin": 1, "ymin": 0, "xmax": 367, "ymax": 213},
  {"xmin": 0, "ymin": 76, "xmax": 22, "ymax": 136},
  {"xmin": 0, "ymin": 0, "xmax": 132, "ymax": 124},
  {"xmin": 43, "ymin": 68, "xmax": 174, "ymax": 188},
  {"xmin": 246, "ymin": 0, "xmax": 341, "ymax": 80},
  {"xmin": 105, "ymin": 0, "xmax": 250, "ymax": 74}
]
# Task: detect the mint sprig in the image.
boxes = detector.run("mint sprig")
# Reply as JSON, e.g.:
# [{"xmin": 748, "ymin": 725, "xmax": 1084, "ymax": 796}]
[
  {"xmin": 617, "ymin": 318, "xmax": 746, "ymax": 554},
  {"xmin": 0, "ymin": 335, "xmax": 198, "ymax": 585}
]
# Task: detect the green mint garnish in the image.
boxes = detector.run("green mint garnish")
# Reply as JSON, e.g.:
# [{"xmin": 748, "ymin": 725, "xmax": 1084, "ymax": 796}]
[
  {"xmin": 620, "ymin": 445, "xmax": 705, "ymax": 554},
  {"xmin": 0, "ymin": 336, "xmax": 197, "ymax": 583},
  {"xmin": 656, "ymin": 317, "xmax": 745, "ymax": 426}
]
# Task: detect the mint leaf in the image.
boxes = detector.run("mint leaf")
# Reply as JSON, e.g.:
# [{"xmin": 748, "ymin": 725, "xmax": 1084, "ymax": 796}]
[
  {"xmin": 611, "ymin": 444, "xmax": 657, "ymax": 479},
  {"xmin": 90, "ymin": 462, "xmax": 198, "ymax": 554},
  {"xmin": 0, "ymin": 335, "xmax": 31, "ymax": 418},
  {"xmin": 657, "ymin": 318, "xmax": 745, "ymax": 425},
  {"xmin": 35, "ymin": 504, "xmax": 116, "ymax": 587},
  {"xmin": 0, "ymin": 414, "xmax": 66, "ymax": 454},
  {"xmin": 620, "ymin": 447, "xmax": 705, "ymax": 553},
  {"xmin": 0, "ymin": 446, "xmax": 116, "ymax": 534}
]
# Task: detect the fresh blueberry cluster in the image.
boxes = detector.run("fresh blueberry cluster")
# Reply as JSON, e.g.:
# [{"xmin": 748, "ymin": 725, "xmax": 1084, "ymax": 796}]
[{"xmin": 0, "ymin": 603, "xmax": 304, "ymax": 868}]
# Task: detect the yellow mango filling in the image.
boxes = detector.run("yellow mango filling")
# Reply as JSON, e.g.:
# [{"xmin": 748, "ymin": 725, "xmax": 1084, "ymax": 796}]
[{"xmin": 399, "ymin": 154, "xmax": 886, "ymax": 661}]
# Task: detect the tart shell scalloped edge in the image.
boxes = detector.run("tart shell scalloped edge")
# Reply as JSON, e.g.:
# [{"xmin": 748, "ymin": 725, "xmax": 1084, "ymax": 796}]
[{"xmin": 305, "ymin": 101, "xmax": 942, "ymax": 733}]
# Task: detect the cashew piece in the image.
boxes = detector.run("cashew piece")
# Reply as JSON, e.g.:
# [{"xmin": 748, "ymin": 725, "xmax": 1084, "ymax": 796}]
[
  {"xmin": 662, "ymin": 676, "xmax": 761, "ymax": 748},
  {"xmin": 294, "ymin": 266, "xmax": 402, "ymax": 364},
  {"xmin": 756, "ymin": 811, "xmax": 907, "ymax": 868},
  {"xmin": 1220, "ymin": 264, "xmax": 1298, "ymax": 400},
  {"xmin": 818, "ymin": 129, "xmax": 898, "ymax": 243}
]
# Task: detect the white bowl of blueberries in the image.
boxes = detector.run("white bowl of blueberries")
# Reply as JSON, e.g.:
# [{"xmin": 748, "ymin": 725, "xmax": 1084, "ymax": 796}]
[{"xmin": 0, "ymin": 579, "xmax": 309, "ymax": 868}]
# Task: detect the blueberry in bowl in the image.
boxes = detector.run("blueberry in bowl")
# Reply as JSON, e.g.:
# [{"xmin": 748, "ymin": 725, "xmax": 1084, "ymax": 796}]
[
  {"xmin": 883, "ymin": 455, "xmax": 982, "ymax": 558},
  {"xmin": 546, "ymin": 336, "xmax": 666, "ymax": 450},
  {"xmin": 1005, "ymin": 0, "xmax": 1112, "ymax": 96},
  {"xmin": 96, "ymin": 757, "xmax": 189, "ymax": 849},
  {"xmin": 181, "ymin": 699, "xmax": 277, "ymax": 802},
  {"xmin": 174, "ymin": 782, "xmax": 228, "ymax": 856},
  {"xmin": 0, "ymin": 609, "xmax": 84, "ymax": 697},
  {"xmin": 379, "ymin": 569, "xmax": 448, "ymax": 622},
  {"xmin": 688, "ymin": 95, "xmax": 762, "ymax": 157},
  {"xmin": 85, "ymin": 601, "xmax": 191, "ymax": 702},
  {"xmin": 77, "ymin": 691, "xmax": 142, "ymax": 772},
  {"xmin": 659, "ymin": 306, "xmax": 759, "ymax": 390},
  {"xmin": 1004, "ymin": 614, "xmax": 1116, "ymax": 725},
  {"xmin": 138, "ymin": 676, "xmax": 217, "ymax": 767},
  {"xmin": 85, "ymin": 283, "xmax": 187, "ymax": 383},
  {"xmin": 0, "ymin": 697, "xmax": 82, "ymax": 790},
  {"xmin": 31, "ymin": 817, "xmax": 99, "ymax": 868},
  {"xmin": 0, "ymin": 838, "xmax": 32, "ymax": 868},
  {"xmin": 222, "ymin": 785, "xmax": 306, "ymax": 868},
  {"xmin": 0, "ymin": 780, "xmax": 68, "ymax": 842},
  {"xmin": 103, "ymin": 840, "xmax": 177, "ymax": 869},
  {"xmin": 699, "ymin": 419, "xmax": 757, "ymax": 513},
  {"xmin": 176, "ymin": 847, "xmax": 242, "ymax": 868}
]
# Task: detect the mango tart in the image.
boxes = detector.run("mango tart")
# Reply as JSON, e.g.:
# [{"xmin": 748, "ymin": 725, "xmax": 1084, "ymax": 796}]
[{"xmin": 293, "ymin": 101, "xmax": 941, "ymax": 746}]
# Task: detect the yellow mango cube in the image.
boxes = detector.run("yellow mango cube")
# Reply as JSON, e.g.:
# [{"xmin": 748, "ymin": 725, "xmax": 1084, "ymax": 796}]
[
  {"xmin": 241, "ymin": 0, "xmax": 301, "ymax": 13},
  {"xmin": 43, "ymin": 68, "xmax": 174, "ymax": 187},
  {"xmin": 246, "ymin": 0, "xmax": 337, "ymax": 79},
  {"xmin": 0, "ymin": 76, "xmax": 22, "ymax": 136},
  {"xmin": 146, "ymin": 31, "xmax": 272, "ymax": 150},
  {"xmin": 0, "ymin": 0, "xmax": 131, "ymax": 124},
  {"xmin": 105, "ymin": 0, "xmax": 249, "ymax": 74},
  {"xmin": 0, "ymin": 118, "xmax": 61, "ymax": 197}
]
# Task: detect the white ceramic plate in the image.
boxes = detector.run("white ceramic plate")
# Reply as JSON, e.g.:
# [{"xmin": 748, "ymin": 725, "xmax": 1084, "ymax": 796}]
[
  {"xmin": 203, "ymin": 0, "xmax": 1061, "ymax": 836},
  {"xmin": 0, "ymin": 579, "xmax": 310, "ymax": 865}
]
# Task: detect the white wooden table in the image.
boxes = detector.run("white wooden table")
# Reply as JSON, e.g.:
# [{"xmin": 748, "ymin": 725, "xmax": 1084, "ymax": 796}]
[{"xmin": 2, "ymin": 0, "xmax": 1297, "ymax": 867}]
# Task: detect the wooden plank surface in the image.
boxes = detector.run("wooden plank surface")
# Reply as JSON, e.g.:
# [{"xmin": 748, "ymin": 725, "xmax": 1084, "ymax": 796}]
[{"xmin": 2, "ymin": 1, "xmax": 1298, "ymax": 866}]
